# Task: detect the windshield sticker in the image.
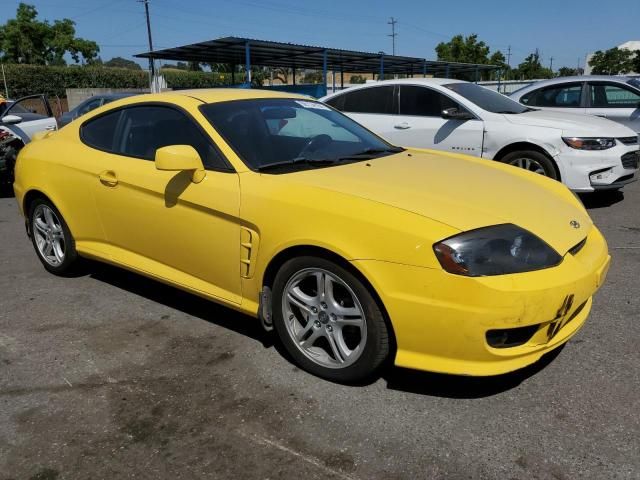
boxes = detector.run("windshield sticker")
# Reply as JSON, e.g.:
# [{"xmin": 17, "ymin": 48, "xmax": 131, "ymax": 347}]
[{"xmin": 295, "ymin": 100, "xmax": 331, "ymax": 110}]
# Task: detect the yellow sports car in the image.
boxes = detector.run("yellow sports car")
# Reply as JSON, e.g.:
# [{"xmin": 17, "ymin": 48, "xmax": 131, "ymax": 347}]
[{"xmin": 13, "ymin": 89, "xmax": 610, "ymax": 383}]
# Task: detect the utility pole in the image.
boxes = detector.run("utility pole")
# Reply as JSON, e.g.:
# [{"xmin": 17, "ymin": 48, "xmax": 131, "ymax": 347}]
[
  {"xmin": 388, "ymin": 17, "xmax": 397, "ymax": 56},
  {"xmin": 549, "ymin": 56, "xmax": 554, "ymax": 73},
  {"xmin": 139, "ymin": 0, "xmax": 156, "ymax": 92},
  {"xmin": 506, "ymin": 46, "xmax": 512, "ymax": 68}
]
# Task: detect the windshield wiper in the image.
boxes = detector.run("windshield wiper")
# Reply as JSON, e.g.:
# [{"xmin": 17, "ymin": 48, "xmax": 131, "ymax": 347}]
[
  {"xmin": 255, "ymin": 156, "xmax": 339, "ymax": 172},
  {"xmin": 335, "ymin": 147, "xmax": 404, "ymax": 161}
]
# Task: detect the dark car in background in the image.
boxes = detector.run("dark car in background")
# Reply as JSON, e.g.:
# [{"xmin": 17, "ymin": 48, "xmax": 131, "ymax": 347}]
[{"xmin": 58, "ymin": 92, "xmax": 137, "ymax": 127}]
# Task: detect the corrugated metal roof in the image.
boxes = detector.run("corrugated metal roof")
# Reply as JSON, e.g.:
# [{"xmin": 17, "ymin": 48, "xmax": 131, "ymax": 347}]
[{"xmin": 136, "ymin": 37, "xmax": 499, "ymax": 75}]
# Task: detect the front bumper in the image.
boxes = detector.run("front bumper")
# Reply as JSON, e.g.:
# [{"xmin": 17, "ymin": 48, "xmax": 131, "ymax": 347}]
[
  {"xmin": 352, "ymin": 226, "xmax": 610, "ymax": 376},
  {"xmin": 556, "ymin": 143, "xmax": 639, "ymax": 192}
]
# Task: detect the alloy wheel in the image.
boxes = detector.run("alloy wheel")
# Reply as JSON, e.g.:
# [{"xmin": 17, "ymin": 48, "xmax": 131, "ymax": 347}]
[
  {"xmin": 509, "ymin": 157, "xmax": 547, "ymax": 175},
  {"xmin": 282, "ymin": 268, "xmax": 367, "ymax": 369},
  {"xmin": 32, "ymin": 204, "xmax": 66, "ymax": 267}
]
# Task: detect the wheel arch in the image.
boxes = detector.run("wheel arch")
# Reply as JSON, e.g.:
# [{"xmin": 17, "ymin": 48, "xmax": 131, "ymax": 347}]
[
  {"xmin": 22, "ymin": 189, "xmax": 59, "ymax": 236},
  {"xmin": 493, "ymin": 141, "xmax": 562, "ymax": 180},
  {"xmin": 261, "ymin": 244, "xmax": 397, "ymax": 356}
]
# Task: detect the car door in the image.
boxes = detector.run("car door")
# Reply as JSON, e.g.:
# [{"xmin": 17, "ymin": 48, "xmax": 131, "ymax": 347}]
[
  {"xmin": 324, "ymin": 85, "xmax": 398, "ymax": 142},
  {"xmin": 82, "ymin": 103, "xmax": 242, "ymax": 303},
  {"xmin": 392, "ymin": 85, "xmax": 484, "ymax": 156},
  {"xmin": 518, "ymin": 82, "xmax": 587, "ymax": 115},
  {"xmin": 1, "ymin": 94, "xmax": 57, "ymax": 138},
  {"xmin": 586, "ymin": 82, "xmax": 640, "ymax": 133}
]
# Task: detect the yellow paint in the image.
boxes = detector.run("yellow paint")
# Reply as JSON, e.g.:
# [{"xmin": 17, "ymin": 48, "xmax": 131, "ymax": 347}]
[{"xmin": 13, "ymin": 89, "xmax": 610, "ymax": 376}]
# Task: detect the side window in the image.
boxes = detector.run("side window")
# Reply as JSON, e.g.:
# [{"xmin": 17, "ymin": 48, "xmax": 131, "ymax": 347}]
[
  {"xmin": 523, "ymin": 84, "xmax": 583, "ymax": 107},
  {"xmin": 117, "ymin": 105, "xmax": 228, "ymax": 171},
  {"xmin": 339, "ymin": 86, "xmax": 396, "ymax": 114},
  {"xmin": 80, "ymin": 110, "xmax": 122, "ymax": 151},
  {"xmin": 590, "ymin": 83, "xmax": 640, "ymax": 108},
  {"xmin": 399, "ymin": 86, "xmax": 460, "ymax": 116},
  {"xmin": 77, "ymin": 98, "xmax": 103, "ymax": 116},
  {"xmin": 324, "ymin": 94, "xmax": 345, "ymax": 111}
]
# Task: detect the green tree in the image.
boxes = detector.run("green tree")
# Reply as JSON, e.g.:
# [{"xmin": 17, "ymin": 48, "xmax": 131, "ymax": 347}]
[
  {"xmin": 302, "ymin": 70, "xmax": 323, "ymax": 83},
  {"xmin": 0, "ymin": 3, "xmax": 99, "ymax": 65},
  {"xmin": 350, "ymin": 75, "xmax": 366, "ymax": 84},
  {"xmin": 557, "ymin": 66, "xmax": 583, "ymax": 77},
  {"xmin": 104, "ymin": 56, "xmax": 141, "ymax": 70},
  {"xmin": 513, "ymin": 51, "xmax": 553, "ymax": 79},
  {"xmin": 435, "ymin": 34, "xmax": 505, "ymax": 80},
  {"xmin": 589, "ymin": 47, "xmax": 637, "ymax": 75}
]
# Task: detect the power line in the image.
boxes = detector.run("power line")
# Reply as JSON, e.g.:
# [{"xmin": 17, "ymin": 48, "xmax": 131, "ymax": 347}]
[{"xmin": 388, "ymin": 17, "xmax": 397, "ymax": 56}]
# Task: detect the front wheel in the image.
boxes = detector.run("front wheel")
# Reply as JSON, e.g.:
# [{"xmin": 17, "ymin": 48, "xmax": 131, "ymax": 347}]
[
  {"xmin": 28, "ymin": 198, "xmax": 80, "ymax": 275},
  {"xmin": 272, "ymin": 256, "xmax": 390, "ymax": 383},
  {"xmin": 500, "ymin": 150, "xmax": 558, "ymax": 180}
]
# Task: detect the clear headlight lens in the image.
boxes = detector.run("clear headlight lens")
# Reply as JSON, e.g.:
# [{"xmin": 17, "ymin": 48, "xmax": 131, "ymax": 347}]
[
  {"xmin": 433, "ymin": 224, "xmax": 562, "ymax": 277},
  {"xmin": 562, "ymin": 137, "xmax": 616, "ymax": 150}
]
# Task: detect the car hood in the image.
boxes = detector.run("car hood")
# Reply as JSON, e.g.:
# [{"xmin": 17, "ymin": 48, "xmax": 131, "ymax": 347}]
[
  {"xmin": 284, "ymin": 150, "xmax": 591, "ymax": 254},
  {"xmin": 503, "ymin": 109, "xmax": 634, "ymax": 136}
]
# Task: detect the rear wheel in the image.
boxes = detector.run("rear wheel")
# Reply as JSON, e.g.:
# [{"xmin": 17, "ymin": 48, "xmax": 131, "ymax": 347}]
[
  {"xmin": 28, "ymin": 198, "xmax": 79, "ymax": 275},
  {"xmin": 500, "ymin": 150, "xmax": 558, "ymax": 180},
  {"xmin": 272, "ymin": 256, "xmax": 389, "ymax": 383}
]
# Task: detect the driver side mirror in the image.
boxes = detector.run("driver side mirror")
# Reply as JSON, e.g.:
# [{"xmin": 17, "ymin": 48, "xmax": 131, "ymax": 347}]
[
  {"xmin": 2, "ymin": 114, "xmax": 23, "ymax": 125},
  {"xmin": 155, "ymin": 145, "xmax": 206, "ymax": 184},
  {"xmin": 441, "ymin": 108, "xmax": 473, "ymax": 120}
]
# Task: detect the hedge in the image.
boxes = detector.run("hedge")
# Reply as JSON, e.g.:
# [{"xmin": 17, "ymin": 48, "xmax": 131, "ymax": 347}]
[{"xmin": 0, "ymin": 64, "xmax": 227, "ymax": 99}]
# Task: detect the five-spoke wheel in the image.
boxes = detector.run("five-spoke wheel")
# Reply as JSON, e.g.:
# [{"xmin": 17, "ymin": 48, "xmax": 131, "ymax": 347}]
[
  {"xmin": 273, "ymin": 256, "xmax": 390, "ymax": 383},
  {"xmin": 28, "ymin": 198, "xmax": 78, "ymax": 275}
]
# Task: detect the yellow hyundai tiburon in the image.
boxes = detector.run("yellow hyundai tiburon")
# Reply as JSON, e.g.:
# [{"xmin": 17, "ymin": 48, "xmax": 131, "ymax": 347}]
[{"xmin": 14, "ymin": 89, "xmax": 610, "ymax": 383}]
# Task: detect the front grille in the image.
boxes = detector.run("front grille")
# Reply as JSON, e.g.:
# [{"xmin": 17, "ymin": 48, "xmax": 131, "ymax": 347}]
[
  {"xmin": 621, "ymin": 151, "xmax": 640, "ymax": 169},
  {"xmin": 617, "ymin": 136, "xmax": 639, "ymax": 146},
  {"xmin": 569, "ymin": 237, "xmax": 587, "ymax": 256}
]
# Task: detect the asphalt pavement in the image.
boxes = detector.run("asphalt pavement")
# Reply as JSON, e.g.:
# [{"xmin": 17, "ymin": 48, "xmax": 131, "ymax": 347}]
[{"xmin": 0, "ymin": 181, "xmax": 638, "ymax": 480}]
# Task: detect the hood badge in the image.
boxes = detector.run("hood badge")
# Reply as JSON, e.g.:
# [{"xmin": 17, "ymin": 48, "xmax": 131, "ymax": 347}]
[{"xmin": 570, "ymin": 220, "xmax": 581, "ymax": 229}]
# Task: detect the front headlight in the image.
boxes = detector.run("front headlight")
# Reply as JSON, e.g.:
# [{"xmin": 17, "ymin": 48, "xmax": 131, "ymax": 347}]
[
  {"xmin": 562, "ymin": 137, "xmax": 616, "ymax": 150},
  {"xmin": 433, "ymin": 224, "xmax": 562, "ymax": 277}
]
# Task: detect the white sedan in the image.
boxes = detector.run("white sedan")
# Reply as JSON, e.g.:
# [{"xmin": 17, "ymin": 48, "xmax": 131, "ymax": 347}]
[
  {"xmin": 510, "ymin": 75, "xmax": 640, "ymax": 134},
  {"xmin": 321, "ymin": 78, "xmax": 640, "ymax": 192}
]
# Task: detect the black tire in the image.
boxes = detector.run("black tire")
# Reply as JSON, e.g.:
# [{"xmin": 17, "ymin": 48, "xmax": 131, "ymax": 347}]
[
  {"xmin": 28, "ymin": 197, "xmax": 80, "ymax": 276},
  {"xmin": 272, "ymin": 256, "xmax": 390, "ymax": 383},
  {"xmin": 500, "ymin": 150, "xmax": 558, "ymax": 180}
]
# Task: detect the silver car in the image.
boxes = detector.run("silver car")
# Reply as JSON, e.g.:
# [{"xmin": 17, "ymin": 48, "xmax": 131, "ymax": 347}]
[{"xmin": 510, "ymin": 76, "xmax": 640, "ymax": 134}]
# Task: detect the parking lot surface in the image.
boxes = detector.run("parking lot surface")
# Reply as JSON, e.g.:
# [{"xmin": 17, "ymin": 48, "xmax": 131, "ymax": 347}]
[{"xmin": 1, "ymin": 182, "xmax": 638, "ymax": 480}]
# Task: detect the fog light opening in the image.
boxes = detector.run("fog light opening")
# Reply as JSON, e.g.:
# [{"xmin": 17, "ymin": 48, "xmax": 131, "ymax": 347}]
[{"xmin": 486, "ymin": 325, "xmax": 539, "ymax": 348}]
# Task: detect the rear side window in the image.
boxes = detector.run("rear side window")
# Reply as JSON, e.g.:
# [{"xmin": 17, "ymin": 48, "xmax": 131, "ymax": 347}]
[
  {"xmin": 80, "ymin": 110, "xmax": 121, "ymax": 151},
  {"xmin": 590, "ymin": 83, "xmax": 640, "ymax": 108},
  {"xmin": 521, "ymin": 84, "xmax": 583, "ymax": 107},
  {"xmin": 399, "ymin": 86, "xmax": 459, "ymax": 116},
  {"xmin": 329, "ymin": 86, "xmax": 397, "ymax": 115}
]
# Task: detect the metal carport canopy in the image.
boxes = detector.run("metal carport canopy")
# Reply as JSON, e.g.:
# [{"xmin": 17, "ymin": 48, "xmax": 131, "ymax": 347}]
[{"xmin": 135, "ymin": 36, "xmax": 498, "ymax": 77}]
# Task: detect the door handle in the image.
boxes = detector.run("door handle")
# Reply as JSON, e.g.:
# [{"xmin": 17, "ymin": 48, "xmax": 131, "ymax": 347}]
[
  {"xmin": 594, "ymin": 114, "xmax": 607, "ymax": 118},
  {"xmin": 45, "ymin": 125, "xmax": 57, "ymax": 131},
  {"xmin": 394, "ymin": 122, "xmax": 411, "ymax": 130},
  {"xmin": 98, "ymin": 170, "xmax": 118, "ymax": 187}
]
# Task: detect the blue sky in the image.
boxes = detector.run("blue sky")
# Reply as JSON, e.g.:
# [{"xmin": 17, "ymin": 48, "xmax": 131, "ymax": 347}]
[{"xmin": 2, "ymin": 0, "xmax": 639, "ymax": 70}]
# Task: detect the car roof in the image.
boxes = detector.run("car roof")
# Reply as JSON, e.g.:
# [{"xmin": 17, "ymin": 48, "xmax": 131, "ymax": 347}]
[
  {"xmin": 510, "ymin": 75, "xmax": 635, "ymax": 96},
  {"xmin": 167, "ymin": 88, "xmax": 308, "ymax": 103},
  {"xmin": 321, "ymin": 77, "xmax": 466, "ymax": 99}
]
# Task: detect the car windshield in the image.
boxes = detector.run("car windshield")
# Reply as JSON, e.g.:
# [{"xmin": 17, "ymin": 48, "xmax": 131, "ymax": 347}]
[
  {"xmin": 200, "ymin": 98, "xmax": 401, "ymax": 172},
  {"xmin": 444, "ymin": 82, "xmax": 530, "ymax": 114},
  {"xmin": 627, "ymin": 78, "xmax": 640, "ymax": 91}
]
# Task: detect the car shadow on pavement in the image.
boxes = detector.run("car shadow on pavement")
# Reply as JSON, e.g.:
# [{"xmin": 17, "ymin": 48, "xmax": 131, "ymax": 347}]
[
  {"xmin": 383, "ymin": 346, "xmax": 564, "ymax": 399},
  {"xmin": 579, "ymin": 190, "xmax": 624, "ymax": 209},
  {"xmin": 88, "ymin": 262, "xmax": 273, "ymax": 348}
]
